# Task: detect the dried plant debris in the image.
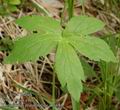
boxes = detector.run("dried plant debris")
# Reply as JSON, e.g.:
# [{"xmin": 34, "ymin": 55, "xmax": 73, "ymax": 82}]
[{"xmin": 0, "ymin": 0, "xmax": 120, "ymax": 110}]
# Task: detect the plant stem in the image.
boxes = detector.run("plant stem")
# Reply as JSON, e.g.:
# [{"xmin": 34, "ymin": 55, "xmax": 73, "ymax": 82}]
[
  {"xmin": 72, "ymin": 98, "xmax": 80, "ymax": 110},
  {"xmin": 45, "ymin": 57, "xmax": 56, "ymax": 110},
  {"xmin": 82, "ymin": 3, "xmax": 85, "ymax": 15},
  {"xmin": 67, "ymin": 0, "xmax": 74, "ymax": 20},
  {"xmin": 61, "ymin": 0, "xmax": 67, "ymax": 27},
  {"xmin": 30, "ymin": 0, "xmax": 51, "ymax": 16}
]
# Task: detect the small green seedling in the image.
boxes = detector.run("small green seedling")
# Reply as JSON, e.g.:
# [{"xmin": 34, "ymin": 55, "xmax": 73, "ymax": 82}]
[{"xmin": 4, "ymin": 15, "xmax": 117, "ymax": 104}]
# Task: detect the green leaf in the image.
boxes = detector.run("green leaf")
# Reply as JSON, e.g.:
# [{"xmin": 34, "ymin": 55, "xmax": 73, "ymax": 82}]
[
  {"xmin": 16, "ymin": 15, "xmax": 62, "ymax": 34},
  {"xmin": 64, "ymin": 15, "xmax": 105, "ymax": 35},
  {"xmin": 80, "ymin": 58, "xmax": 96, "ymax": 79},
  {"xmin": 8, "ymin": 0, "xmax": 21, "ymax": 5},
  {"xmin": 67, "ymin": 35, "xmax": 117, "ymax": 62},
  {"xmin": 102, "ymin": 34, "xmax": 120, "ymax": 54},
  {"xmin": 4, "ymin": 33, "xmax": 61, "ymax": 63},
  {"xmin": 55, "ymin": 39, "xmax": 85, "ymax": 102}
]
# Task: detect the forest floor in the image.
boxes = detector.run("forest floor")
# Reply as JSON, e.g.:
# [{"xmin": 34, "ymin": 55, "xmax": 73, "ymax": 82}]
[{"xmin": 0, "ymin": 0, "xmax": 120, "ymax": 110}]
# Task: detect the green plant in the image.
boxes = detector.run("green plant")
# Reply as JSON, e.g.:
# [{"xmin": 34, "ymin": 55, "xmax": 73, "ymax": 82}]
[
  {"xmin": 0, "ymin": 0, "xmax": 21, "ymax": 15},
  {"xmin": 0, "ymin": 37, "xmax": 13, "ymax": 51},
  {"xmin": 98, "ymin": 34, "xmax": 120, "ymax": 110},
  {"xmin": 3, "ymin": 15, "xmax": 117, "ymax": 109},
  {"xmin": 67, "ymin": 0, "xmax": 74, "ymax": 19},
  {"xmin": 84, "ymin": 34, "xmax": 120, "ymax": 110}
]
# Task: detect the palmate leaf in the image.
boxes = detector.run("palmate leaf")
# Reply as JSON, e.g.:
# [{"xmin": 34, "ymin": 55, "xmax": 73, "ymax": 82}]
[
  {"xmin": 55, "ymin": 40, "xmax": 85, "ymax": 102},
  {"xmin": 65, "ymin": 35, "xmax": 117, "ymax": 62},
  {"xmin": 4, "ymin": 15, "xmax": 117, "ymax": 103},
  {"xmin": 64, "ymin": 15, "xmax": 104, "ymax": 35},
  {"xmin": 4, "ymin": 33, "xmax": 61, "ymax": 63},
  {"xmin": 15, "ymin": 15, "xmax": 62, "ymax": 34}
]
